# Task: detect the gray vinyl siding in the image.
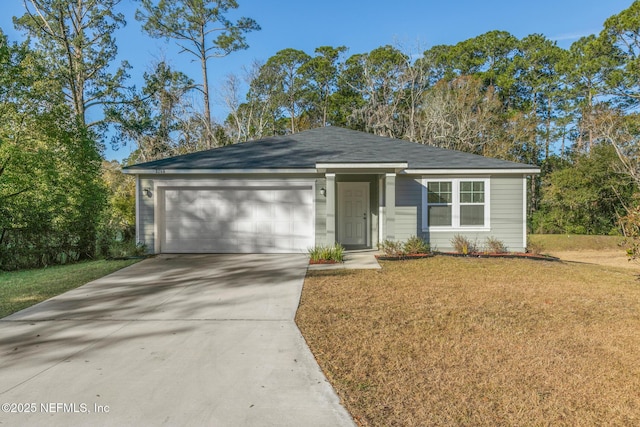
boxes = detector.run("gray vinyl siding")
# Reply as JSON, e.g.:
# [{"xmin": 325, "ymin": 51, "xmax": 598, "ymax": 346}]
[
  {"xmin": 490, "ymin": 177, "xmax": 525, "ymax": 250},
  {"xmin": 390, "ymin": 175, "xmax": 526, "ymax": 252},
  {"xmin": 138, "ymin": 176, "xmax": 156, "ymax": 252},
  {"xmin": 423, "ymin": 176, "xmax": 526, "ymax": 252},
  {"xmin": 395, "ymin": 176, "xmax": 422, "ymax": 241},
  {"xmin": 135, "ymin": 172, "xmax": 528, "ymax": 254},
  {"xmin": 314, "ymin": 177, "xmax": 327, "ymax": 245}
]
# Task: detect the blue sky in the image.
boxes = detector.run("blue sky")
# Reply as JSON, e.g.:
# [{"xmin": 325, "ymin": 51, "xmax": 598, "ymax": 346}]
[{"xmin": 0, "ymin": 0, "xmax": 634, "ymax": 161}]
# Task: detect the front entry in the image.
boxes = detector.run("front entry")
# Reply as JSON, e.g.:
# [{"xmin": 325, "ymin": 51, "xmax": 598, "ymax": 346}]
[{"xmin": 337, "ymin": 182, "xmax": 370, "ymax": 247}]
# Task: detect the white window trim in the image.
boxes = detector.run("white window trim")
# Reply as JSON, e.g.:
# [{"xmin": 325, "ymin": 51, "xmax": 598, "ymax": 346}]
[{"xmin": 422, "ymin": 177, "xmax": 491, "ymax": 232}]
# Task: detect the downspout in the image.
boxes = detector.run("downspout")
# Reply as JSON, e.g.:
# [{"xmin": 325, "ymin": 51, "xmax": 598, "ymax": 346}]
[
  {"xmin": 135, "ymin": 175, "xmax": 141, "ymax": 245},
  {"xmin": 379, "ymin": 175, "xmax": 385, "ymax": 244}
]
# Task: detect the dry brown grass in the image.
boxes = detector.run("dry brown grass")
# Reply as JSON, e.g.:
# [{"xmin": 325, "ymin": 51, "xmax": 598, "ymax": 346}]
[
  {"xmin": 552, "ymin": 250, "xmax": 635, "ymax": 270},
  {"xmin": 296, "ymin": 257, "xmax": 640, "ymax": 426},
  {"xmin": 529, "ymin": 234, "xmax": 624, "ymax": 251}
]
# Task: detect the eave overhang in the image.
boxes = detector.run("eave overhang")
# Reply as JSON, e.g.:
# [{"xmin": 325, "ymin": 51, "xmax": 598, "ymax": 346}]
[
  {"xmin": 122, "ymin": 168, "xmax": 318, "ymax": 175},
  {"xmin": 315, "ymin": 162, "xmax": 409, "ymax": 173},
  {"xmin": 402, "ymin": 168, "xmax": 541, "ymax": 175},
  {"xmin": 122, "ymin": 166, "xmax": 541, "ymax": 176}
]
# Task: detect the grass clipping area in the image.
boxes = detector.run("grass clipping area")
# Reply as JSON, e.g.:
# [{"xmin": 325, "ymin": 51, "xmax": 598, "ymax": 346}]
[{"xmin": 297, "ymin": 257, "xmax": 640, "ymax": 426}]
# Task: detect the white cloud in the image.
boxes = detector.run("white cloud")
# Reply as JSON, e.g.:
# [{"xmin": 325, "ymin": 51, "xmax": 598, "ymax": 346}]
[{"xmin": 550, "ymin": 31, "xmax": 597, "ymax": 42}]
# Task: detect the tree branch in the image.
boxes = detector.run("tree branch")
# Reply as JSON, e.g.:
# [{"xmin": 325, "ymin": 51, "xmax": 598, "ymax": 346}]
[{"xmin": 1, "ymin": 186, "xmax": 32, "ymax": 200}]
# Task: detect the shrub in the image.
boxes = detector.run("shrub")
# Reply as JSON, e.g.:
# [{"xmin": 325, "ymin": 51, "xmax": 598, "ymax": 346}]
[
  {"xmin": 451, "ymin": 234, "xmax": 477, "ymax": 255},
  {"xmin": 484, "ymin": 237, "xmax": 507, "ymax": 254},
  {"xmin": 332, "ymin": 244, "xmax": 345, "ymax": 262},
  {"xmin": 403, "ymin": 236, "xmax": 430, "ymax": 255},
  {"xmin": 526, "ymin": 240, "xmax": 544, "ymax": 255},
  {"xmin": 308, "ymin": 243, "xmax": 345, "ymax": 262},
  {"xmin": 106, "ymin": 240, "xmax": 147, "ymax": 259},
  {"xmin": 620, "ymin": 203, "xmax": 640, "ymax": 262},
  {"xmin": 378, "ymin": 240, "xmax": 406, "ymax": 257}
]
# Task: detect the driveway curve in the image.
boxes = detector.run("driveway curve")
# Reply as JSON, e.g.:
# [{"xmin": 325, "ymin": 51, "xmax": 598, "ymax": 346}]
[{"xmin": 0, "ymin": 254, "xmax": 355, "ymax": 427}]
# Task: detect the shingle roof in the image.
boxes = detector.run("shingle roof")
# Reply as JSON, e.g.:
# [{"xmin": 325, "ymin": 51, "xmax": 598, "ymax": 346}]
[{"xmin": 124, "ymin": 127, "xmax": 539, "ymax": 171}]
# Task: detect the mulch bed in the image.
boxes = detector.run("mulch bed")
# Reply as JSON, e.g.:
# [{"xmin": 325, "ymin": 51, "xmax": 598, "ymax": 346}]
[
  {"xmin": 375, "ymin": 253, "xmax": 434, "ymax": 261},
  {"xmin": 435, "ymin": 251, "xmax": 559, "ymax": 261},
  {"xmin": 376, "ymin": 252, "xmax": 559, "ymax": 261},
  {"xmin": 309, "ymin": 259, "xmax": 342, "ymax": 265}
]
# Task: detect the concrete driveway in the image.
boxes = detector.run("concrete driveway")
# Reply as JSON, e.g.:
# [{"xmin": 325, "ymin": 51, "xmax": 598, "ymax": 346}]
[{"xmin": 0, "ymin": 254, "xmax": 355, "ymax": 427}]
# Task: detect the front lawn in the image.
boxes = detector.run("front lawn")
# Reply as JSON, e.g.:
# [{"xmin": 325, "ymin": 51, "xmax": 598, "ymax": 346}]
[
  {"xmin": 528, "ymin": 233, "xmax": 624, "ymax": 251},
  {"xmin": 297, "ymin": 257, "xmax": 640, "ymax": 426},
  {"xmin": 0, "ymin": 259, "xmax": 140, "ymax": 318}
]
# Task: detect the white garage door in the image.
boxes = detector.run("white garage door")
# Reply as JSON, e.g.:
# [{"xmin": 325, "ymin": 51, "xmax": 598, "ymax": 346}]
[{"xmin": 162, "ymin": 186, "xmax": 314, "ymax": 253}]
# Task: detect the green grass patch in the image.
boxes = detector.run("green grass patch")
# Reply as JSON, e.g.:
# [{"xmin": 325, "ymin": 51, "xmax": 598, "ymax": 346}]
[
  {"xmin": 529, "ymin": 234, "xmax": 623, "ymax": 252},
  {"xmin": 0, "ymin": 259, "xmax": 140, "ymax": 318}
]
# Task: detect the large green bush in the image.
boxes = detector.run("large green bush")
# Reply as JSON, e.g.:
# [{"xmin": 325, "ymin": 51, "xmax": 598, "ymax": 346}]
[
  {"xmin": 534, "ymin": 145, "xmax": 634, "ymax": 235},
  {"xmin": 0, "ymin": 39, "xmax": 106, "ymax": 270}
]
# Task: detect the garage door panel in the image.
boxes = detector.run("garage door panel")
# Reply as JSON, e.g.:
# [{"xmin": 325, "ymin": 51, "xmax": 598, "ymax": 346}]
[
  {"xmin": 273, "ymin": 221, "xmax": 292, "ymax": 234},
  {"xmin": 253, "ymin": 237, "xmax": 276, "ymax": 250},
  {"xmin": 292, "ymin": 221, "xmax": 311, "ymax": 235},
  {"xmin": 214, "ymin": 203, "xmax": 234, "ymax": 218},
  {"xmin": 273, "ymin": 190, "xmax": 294, "ymax": 203},
  {"xmin": 293, "ymin": 206, "xmax": 312, "ymax": 223},
  {"xmin": 294, "ymin": 239, "xmax": 312, "ymax": 250},
  {"xmin": 274, "ymin": 204, "xmax": 292, "ymax": 218},
  {"xmin": 165, "ymin": 204, "xmax": 196, "ymax": 220},
  {"xmin": 162, "ymin": 186, "xmax": 314, "ymax": 253},
  {"xmin": 192, "ymin": 238, "xmax": 233, "ymax": 253},
  {"xmin": 168, "ymin": 223, "xmax": 223, "ymax": 240},
  {"xmin": 235, "ymin": 220, "xmax": 254, "ymax": 234}
]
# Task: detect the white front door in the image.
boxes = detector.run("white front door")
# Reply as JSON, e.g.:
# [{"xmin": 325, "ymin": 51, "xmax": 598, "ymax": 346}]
[{"xmin": 338, "ymin": 182, "xmax": 370, "ymax": 246}]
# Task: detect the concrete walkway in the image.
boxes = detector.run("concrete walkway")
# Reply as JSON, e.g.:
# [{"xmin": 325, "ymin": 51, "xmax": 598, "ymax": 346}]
[
  {"xmin": 307, "ymin": 250, "xmax": 382, "ymax": 271},
  {"xmin": 0, "ymin": 254, "xmax": 355, "ymax": 427}
]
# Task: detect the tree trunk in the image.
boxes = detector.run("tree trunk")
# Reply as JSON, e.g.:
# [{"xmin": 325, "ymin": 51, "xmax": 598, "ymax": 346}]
[
  {"xmin": 545, "ymin": 97, "xmax": 551, "ymax": 161},
  {"xmin": 200, "ymin": 23, "xmax": 212, "ymax": 148}
]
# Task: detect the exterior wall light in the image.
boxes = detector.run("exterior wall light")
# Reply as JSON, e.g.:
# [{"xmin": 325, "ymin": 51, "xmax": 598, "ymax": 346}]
[
  {"xmin": 143, "ymin": 187, "xmax": 153, "ymax": 198},
  {"xmin": 320, "ymin": 187, "xmax": 326, "ymax": 197}
]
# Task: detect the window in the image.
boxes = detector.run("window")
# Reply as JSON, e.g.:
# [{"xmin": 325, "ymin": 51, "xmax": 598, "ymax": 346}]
[
  {"xmin": 460, "ymin": 181, "xmax": 484, "ymax": 226},
  {"xmin": 427, "ymin": 181, "xmax": 452, "ymax": 226},
  {"xmin": 423, "ymin": 178, "xmax": 489, "ymax": 230}
]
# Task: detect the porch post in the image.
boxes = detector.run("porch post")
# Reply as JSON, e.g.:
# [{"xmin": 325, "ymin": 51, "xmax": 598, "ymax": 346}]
[
  {"xmin": 385, "ymin": 173, "xmax": 396, "ymax": 241},
  {"xmin": 325, "ymin": 173, "xmax": 336, "ymax": 245}
]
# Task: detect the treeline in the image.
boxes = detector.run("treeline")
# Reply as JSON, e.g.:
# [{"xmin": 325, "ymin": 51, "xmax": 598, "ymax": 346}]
[
  {"xmin": 2, "ymin": 0, "xmax": 640, "ymax": 270},
  {"xmin": 214, "ymin": 4, "xmax": 640, "ymax": 237},
  {"xmin": 219, "ymin": 8, "xmax": 638, "ymax": 163}
]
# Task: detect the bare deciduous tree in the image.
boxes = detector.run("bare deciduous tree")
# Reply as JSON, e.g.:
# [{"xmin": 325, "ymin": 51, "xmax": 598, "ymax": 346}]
[
  {"xmin": 419, "ymin": 76, "xmax": 503, "ymax": 155},
  {"xmin": 343, "ymin": 45, "xmax": 409, "ymax": 138},
  {"xmin": 136, "ymin": 0, "xmax": 259, "ymax": 148}
]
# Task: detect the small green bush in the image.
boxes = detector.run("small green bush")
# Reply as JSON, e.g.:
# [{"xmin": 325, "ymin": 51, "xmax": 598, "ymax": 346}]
[
  {"xmin": 308, "ymin": 243, "xmax": 345, "ymax": 262},
  {"xmin": 106, "ymin": 240, "xmax": 147, "ymax": 259},
  {"xmin": 451, "ymin": 234, "xmax": 477, "ymax": 255},
  {"xmin": 484, "ymin": 237, "xmax": 507, "ymax": 254},
  {"xmin": 378, "ymin": 240, "xmax": 406, "ymax": 257},
  {"xmin": 403, "ymin": 236, "xmax": 430, "ymax": 255},
  {"xmin": 331, "ymin": 244, "xmax": 345, "ymax": 262}
]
